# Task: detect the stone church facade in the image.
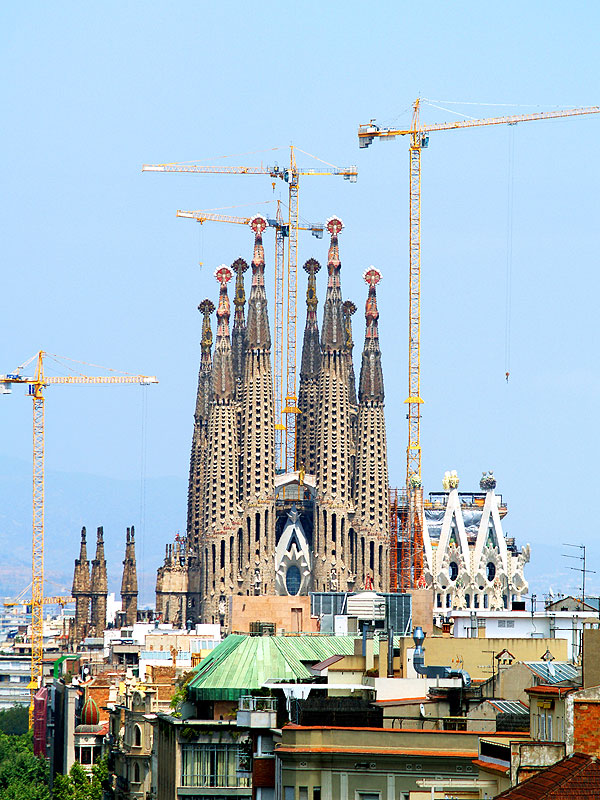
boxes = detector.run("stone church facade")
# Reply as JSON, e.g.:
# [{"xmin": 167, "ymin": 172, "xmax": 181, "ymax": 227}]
[{"xmin": 156, "ymin": 217, "xmax": 391, "ymax": 626}]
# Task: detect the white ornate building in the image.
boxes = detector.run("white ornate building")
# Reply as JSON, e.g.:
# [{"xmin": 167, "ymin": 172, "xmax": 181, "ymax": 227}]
[{"xmin": 422, "ymin": 471, "xmax": 530, "ymax": 613}]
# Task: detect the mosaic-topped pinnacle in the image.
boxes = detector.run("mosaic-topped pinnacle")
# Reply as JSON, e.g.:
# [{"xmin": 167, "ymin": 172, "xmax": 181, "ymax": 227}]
[
  {"xmin": 215, "ymin": 265, "xmax": 233, "ymax": 286},
  {"xmin": 250, "ymin": 215, "xmax": 268, "ymax": 235},
  {"xmin": 363, "ymin": 267, "xmax": 382, "ymax": 287}
]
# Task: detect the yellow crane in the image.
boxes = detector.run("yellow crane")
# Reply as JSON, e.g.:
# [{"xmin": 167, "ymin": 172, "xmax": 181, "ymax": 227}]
[
  {"xmin": 358, "ymin": 99, "xmax": 600, "ymax": 590},
  {"xmin": 3, "ymin": 585, "xmax": 74, "ymax": 608},
  {"xmin": 1, "ymin": 350, "xmax": 157, "ymax": 723},
  {"xmin": 175, "ymin": 206, "xmax": 325, "ymax": 470},
  {"xmin": 143, "ymin": 146, "xmax": 357, "ymax": 471}
]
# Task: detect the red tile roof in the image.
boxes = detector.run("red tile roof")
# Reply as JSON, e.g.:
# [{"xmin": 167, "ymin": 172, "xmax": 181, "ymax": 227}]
[
  {"xmin": 494, "ymin": 752, "xmax": 600, "ymax": 798},
  {"xmin": 472, "ymin": 758, "xmax": 510, "ymax": 775},
  {"xmin": 525, "ymin": 685, "xmax": 576, "ymax": 697}
]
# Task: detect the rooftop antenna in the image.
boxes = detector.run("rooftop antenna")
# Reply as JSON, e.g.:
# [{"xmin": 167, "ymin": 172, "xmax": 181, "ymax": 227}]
[{"xmin": 562, "ymin": 543, "xmax": 596, "ymax": 608}]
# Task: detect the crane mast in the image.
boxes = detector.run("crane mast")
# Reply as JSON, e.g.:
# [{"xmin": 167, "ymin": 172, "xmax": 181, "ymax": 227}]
[
  {"xmin": 359, "ymin": 99, "xmax": 600, "ymax": 591},
  {"xmin": 1, "ymin": 351, "xmax": 157, "ymax": 726},
  {"xmin": 146, "ymin": 147, "xmax": 357, "ymax": 472}
]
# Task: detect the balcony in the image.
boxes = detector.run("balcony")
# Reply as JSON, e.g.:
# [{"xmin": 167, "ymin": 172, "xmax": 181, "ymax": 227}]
[{"xmin": 236, "ymin": 696, "xmax": 277, "ymax": 729}]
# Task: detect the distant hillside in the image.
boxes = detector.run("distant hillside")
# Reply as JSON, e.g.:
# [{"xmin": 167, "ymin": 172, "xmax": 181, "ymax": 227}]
[{"xmin": 0, "ymin": 456, "xmax": 186, "ymax": 606}]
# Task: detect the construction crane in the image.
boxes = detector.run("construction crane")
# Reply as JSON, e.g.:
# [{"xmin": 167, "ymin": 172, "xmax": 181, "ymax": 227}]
[
  {"xmin": 175, "ymin": 206, "xmax": 325, "ymax": 469},
  {"xmin": 3, "ymin": 585, "xmax": 74, "ymax": 608},
  {"xmin": 143, "ymin": 146, "xmax": 357, "ymax": 471},
  {"xmin": 0, "ymin": 350, "xmax": 157, "ymax": 723},
  {"xmin": 359, "ymin": 99, "xmax": 600, "ymax": 591}
]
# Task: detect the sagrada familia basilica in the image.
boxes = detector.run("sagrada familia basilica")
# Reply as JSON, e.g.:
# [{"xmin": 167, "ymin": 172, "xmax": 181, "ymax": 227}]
[
  {"xmin": 152, "ymin": 215, "xmax": 530, "ymax": 627},
  {"xmin": 155, "ymin": 217, "xmax": 391, "ymax": 625}
]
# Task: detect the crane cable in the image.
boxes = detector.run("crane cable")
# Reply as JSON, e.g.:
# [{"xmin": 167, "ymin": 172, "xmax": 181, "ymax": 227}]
[{"xmin": 505, "ymin": 125, "xmax": 516, "ymax": 383}]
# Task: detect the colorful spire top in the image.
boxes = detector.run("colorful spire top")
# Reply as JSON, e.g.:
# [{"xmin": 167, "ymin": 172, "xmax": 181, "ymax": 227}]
[
  {"xmin": 303, "ymin": 258, "xmax": 321, "ymax": 315},
  {"xmin": 363, "ymin": 267, "xmax": 381, "ymax": 338},
  {"xmin": 198, "ymin": 299, "xmax": 215, "ymax": 365},
  {"xmin": 358, "ymin": 267, "xmax": 384, "ymax": 402},
  {"xmin": 326, "ymin": 216, "xmax": 343, "ymax": 281},
  {"xmin": 215, "ymin": 266, "xmax": 232, "ymax": 339},
  {"xmin": 246, "ymin": 219, "xmax": 271, "ymax": 350},
  {"xmin": 250, "ymin": 215, "xmax": 267, "ymax": 281},
  {"xmin": 232, "ymin": 258, "xmax": 249, "ymax": 314},
  {"xmin": 321, "ymin": 217, "xmax": 345, "ymax": 349}
]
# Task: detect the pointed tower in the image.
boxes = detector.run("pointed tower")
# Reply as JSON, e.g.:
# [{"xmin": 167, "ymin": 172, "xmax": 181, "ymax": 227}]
[
  {"xmin": 342, "ymin": 300, "xmax": 358, "ymax": 406},
  {"xmin": 90, "ymin": 526, "xmax": 108, "ymax": 634},
  {"xmin": 342, "ymin": 300, "xmax": 359, "ymax": 504},
  {"xmin": 121, "ymin": 526, "xmax": 138, "ymax": 627},
  {"xmin": 355, "ymin": 268, "xmax": 390, "ymax": 590},
  {"xmin": 239, "ymin": 216, "xmax": 276, "ymax": 597},
  {"xmin": 71, "ymin": 527, "xmax": 90, "ymax": 643},
  {"xmin": 186, "ymin": 299, "xmax": 215, "ymax": 548},
  {"xmin": 314, "ymin": 217, "xmax": 354, "ymax": 592},
  {"xmin": 296, "ymin": 258, "xmax": 321, "ymax": 476},
  {"xmin": 201, "ymin": 265, "xmax": 243, "ymax": 623},
  {"xmin": 231, "ymin": 258, "xmax": 249, "ymax": 400}
]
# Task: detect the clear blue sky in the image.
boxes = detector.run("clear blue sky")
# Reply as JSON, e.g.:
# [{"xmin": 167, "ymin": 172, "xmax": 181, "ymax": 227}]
[{"xmin": 2, "ymin": 1, "xmax": 599, "ymax": 601}]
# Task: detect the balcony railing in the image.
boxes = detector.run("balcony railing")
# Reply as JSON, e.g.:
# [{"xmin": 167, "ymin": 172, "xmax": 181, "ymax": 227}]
[{"xmin": 238, "ymin": 696, "xmax": 276, "ymax": 713}]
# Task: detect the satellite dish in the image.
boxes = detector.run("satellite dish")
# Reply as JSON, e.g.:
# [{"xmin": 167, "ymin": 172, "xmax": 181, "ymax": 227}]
[{"xmin": 420, "ymin": 703, "xmax": 426, "ymax": 718}]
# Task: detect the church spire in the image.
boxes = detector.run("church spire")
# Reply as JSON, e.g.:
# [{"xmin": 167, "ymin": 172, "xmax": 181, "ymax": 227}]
[
  {"xmin": 121, "ymin": 526, "xmax": 138, "ymax": 627},
  {"xmin": 300, "ymin": 259, "xmax": 321, "ymax": 377},
  {"xmin": 198, "ymin": 299, "xmax": 215, "ymax": 417},
  {"xmin": 90, "ymin": 526, "xmax": 107, "ymax": 634},
  {"xmin": 314, "ymin": 216, "xmax": 353, "ymax": 592},
  {"xmin": 321, "ymin": 217, "xmax": 345, "ymax": 349},
  {"xmin": 246, "ymin": 216, "xmax": 271, "ymax": 350},
  {"xmin": 238, "ymin": 215, "xmax": 275, "ymax": 604},
  {"xmin": 358, "ymin": 268, "xmax": 385, "ymax": 402},
  {"xmin": 71, "ymin": 527, "xmax": 90, "ymax": 643},
  {"xmin": 297, "ymin": 258, "xmax": 322, "ymax": 475},
  {"xmin": 212, "ymin": 266, "xmax": 235, "ymax": 401},
  {"xmin": 342, "ymin": 300, "xmax": 358, "ymax": 406},
  {"xmin": 355, "ymin": 267, "xmax": 390, "ymax": 591},
  {"xmin": 231, "ymin": 258, "xmax": 249, "ymax": 395},
  {"xmin": 187, "ymin": 298, "xmax": 215, "ymax": 551}
]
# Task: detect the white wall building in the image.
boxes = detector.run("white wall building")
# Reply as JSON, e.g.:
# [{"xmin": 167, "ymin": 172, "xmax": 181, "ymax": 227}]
[
  {"xmin": 450, "ymin": 609, "xmax": 595, "ymax": 661},
  {"xmin": 422, "ymin": 472, "xmax": 530, "ymax": 614}
]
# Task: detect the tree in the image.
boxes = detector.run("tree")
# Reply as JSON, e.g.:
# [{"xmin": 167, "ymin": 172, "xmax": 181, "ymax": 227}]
[
  {"xmin": 0, "ymin": 730, "xmax": 49, "ymax": 800},
  {"xmin": 52, "ymin": 757, "xmax": 109, "ymax": 800},
  {"xmin": 0, "ymin": 706, "xmax": 29, "ymax": 736}
]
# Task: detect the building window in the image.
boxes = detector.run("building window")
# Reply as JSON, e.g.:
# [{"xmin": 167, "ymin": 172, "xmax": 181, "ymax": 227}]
[
  {"xmin": 286, "ymin": 566, "xmax": 301, "ymax": 596},
  {"xmin": 181, "ymin": 744, "xmax": 251, "ymax": 788},
  {"xmin": 134, "ymin": 724, "xmax": 142, "ymax": 747},
  {"xmin": 284, "ymin": 788, "xmax": 294, "ymax": 800},
  {"xmin": 133, "ymin": 762, "xmax": 140, "ymax": 783},
  {"xmin": 449, "ymin": 561, "xmax": 458, "ymax": 581}
]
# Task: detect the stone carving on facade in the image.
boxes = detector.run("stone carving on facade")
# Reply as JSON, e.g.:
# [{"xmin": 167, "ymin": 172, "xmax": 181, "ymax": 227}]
[{"xmin": 275, "ymin": 505, "xmax": 312, "ymax": 596}]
